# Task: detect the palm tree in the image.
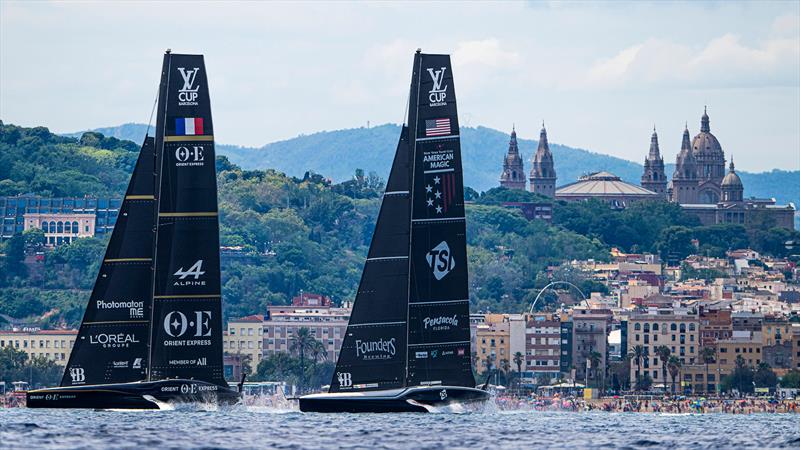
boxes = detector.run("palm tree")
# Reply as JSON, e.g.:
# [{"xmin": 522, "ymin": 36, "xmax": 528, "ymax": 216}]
[
  {"xmin": 667, "ymin": 356, "xmax": 682, "ymax": 394},
  {"xmin": 289, "ymin": 327, "xmax": 318, "ymax": 392},
  {"xmin": 656, "ymin": 345, "xmax": 671, "ymax": 391},
  {"xmin": 513, "ymin": 351, "xmax": 524, "ymax": 389},
  {"xmin": 589, "ymin": 351, "xmax": 602, "ymax": 388},
  {"xmin": 630, "ymin": 345, "xmax": 645, "ymax": 390},
  {"xmin": 700, "ymin": 346, "xmax": 716, "ymax": 393},
  {"xmin": 500, "ymin": 358, "xmax": 511, "ymax": 385}
]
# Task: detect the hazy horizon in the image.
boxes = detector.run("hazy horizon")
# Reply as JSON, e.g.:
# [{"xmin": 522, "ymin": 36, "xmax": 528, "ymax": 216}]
[{"xmin": 2, "ymin": 1, "xmax": 798, "ymax": 172}]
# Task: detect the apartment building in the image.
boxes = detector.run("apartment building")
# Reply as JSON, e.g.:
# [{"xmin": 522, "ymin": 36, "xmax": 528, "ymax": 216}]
[{"xmin": 0, "ymin": 329, "xmax": 78, "ymax": 365}]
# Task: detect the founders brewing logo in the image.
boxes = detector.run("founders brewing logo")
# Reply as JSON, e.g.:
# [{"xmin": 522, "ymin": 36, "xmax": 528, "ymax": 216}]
[
  {"xmin": 174, "ymin": 145, "xmax": 205, "ymax": 167},
  {"xmin": 355, "ymin": 337, "xmax": 396, "ymax": 360},
  {"xmin": 69, "ymin": 367, "xmax": 85, "ymax": 384},
  {"xmin": 426, "ymin": 241, "xmax": 455, "ymax": 280},
  {"xmin": 174, "ymin": 260, "xmax": 206, "ymax": 286},
  {"xmin": 177, "ymin": 67, "xmax": 200, "ymax": 106},
  {"xmin": 427, "ymin": 67, "xmax": 448, "ymax": 107}
]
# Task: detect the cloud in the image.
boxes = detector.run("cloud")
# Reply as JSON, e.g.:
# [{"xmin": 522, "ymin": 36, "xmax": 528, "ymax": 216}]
[
  {"xmin": 577, "ymin": 30, "xmax": 800, "ymax": 89},
  {"xmin": 452, "ymin": 39, "xmax": 521, "ymax": 68}
]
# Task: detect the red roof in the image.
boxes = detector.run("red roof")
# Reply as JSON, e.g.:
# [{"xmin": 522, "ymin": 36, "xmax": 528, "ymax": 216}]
[{"xmin": 230, "ymin": 314, "xmax": 264, "ymax": 323}]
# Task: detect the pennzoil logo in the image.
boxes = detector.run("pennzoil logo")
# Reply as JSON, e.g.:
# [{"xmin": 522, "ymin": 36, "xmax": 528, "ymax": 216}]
[
  {"xmin": 177, "ymin": 67, "xmax": 200, "ymax": 106},
  {"xmin": 427, "ymin": 67, "xmax": 448, "ymax": 107},
  {"xmin": 174, "ymin": 260, "xmax": 206, "ymax": 286},
  {"xmin": 175, "ymin": 145, "xmax": 205, "ymax": 167},
  {"xmin": 426, "ymin": 241, "xmax": 455, "ymax": 280}
]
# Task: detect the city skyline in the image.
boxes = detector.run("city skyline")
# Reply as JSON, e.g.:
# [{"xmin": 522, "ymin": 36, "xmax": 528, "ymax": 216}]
[{"xmin": 1, "ymin": 1, "xmax": 799, "ymax": 172}]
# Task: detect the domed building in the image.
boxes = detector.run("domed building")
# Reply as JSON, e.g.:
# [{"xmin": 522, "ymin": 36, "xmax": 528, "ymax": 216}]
[
  {"xmin": 657, "ymin": 108, "xmax": 795, "ymax": 229},
  {"xmin": 556, "ymin": 171, "xmax": 661, "ymax": 208}
]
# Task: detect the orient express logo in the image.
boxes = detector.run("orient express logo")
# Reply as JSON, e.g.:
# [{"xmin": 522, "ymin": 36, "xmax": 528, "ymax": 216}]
[
  {"xmin": 426, "ymin": 241, "xmax": 455, "ymax": 281},
  {"xmin": 88, "ymin": 333, "xmax": 140, "ymax": 348},
  {"xmin": 173, "ymin": 260, "xmax": 206, "ymax": 286},
  {"xmin": 423, "ymin": 315, "xmax": 458, "ymax": 331},
  {"xmin": 427, "ymin": 67, "xmax": 448, "ymax": 107},
  {"xmin": 163, "ymin": 311, "xmax": 212, "ymax": 337},
  {"xmin": 177, "ymin": 67, "xmax": 200, "ymax": 106},
  {"xmin": 174, "ymin": 145, "xmax": 205, "ymax": 167},
  {"xmin": 96, "ymin": 299, "xmax": 144, "ymax": 319},
  {"xmin": 355, "ymin": 337, "xmax": 396, "ymax": 360}
]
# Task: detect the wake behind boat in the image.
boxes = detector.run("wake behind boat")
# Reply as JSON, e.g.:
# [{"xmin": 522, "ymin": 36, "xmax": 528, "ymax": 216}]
[
  {"xmin": 27, "ymin": 51, "xmax": 240, "ymax": 409},
  {"xmin": 299, "ymin": 50, "xmax": 489, "ymax": 413}
]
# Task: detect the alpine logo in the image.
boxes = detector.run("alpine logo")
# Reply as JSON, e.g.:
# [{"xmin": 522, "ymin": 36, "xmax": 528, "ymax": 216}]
[
  {"xmin": 337, "ymin": 372, "xmax": 352, "ymax": 388},
  {"xmin": 427, "ymin": 67, "xmax": 448, "ymax": 107},
  {"xmin": 175, "ymin": 145, "xmax": 205, "ymax": 167},
  {"xmin": 69, "ymin": 367, "xmax": 85, "ymax": 384},
  {"xmin": 177, "ymin": 67, "xmax": 200, "ymax": 106},
  {"xmin": 132, "ymin": 358, "xmax": 143, "ymax": 369},
  {"xmin": 163, "ymin": 310, "xmax": 212, "ymax": 339},
  {"xmin": 426, "ymin": 241, "xmax": 455, "ymax": 280},
  {"xmin": 174, "ymin": 260, "xmax": 206, "ymax": 286}
]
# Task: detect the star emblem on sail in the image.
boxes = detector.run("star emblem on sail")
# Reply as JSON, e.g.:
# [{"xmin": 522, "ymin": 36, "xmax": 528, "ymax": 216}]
[{"xmin": 425, "ymin": 172, "xmax": 455, "ymax": 214}]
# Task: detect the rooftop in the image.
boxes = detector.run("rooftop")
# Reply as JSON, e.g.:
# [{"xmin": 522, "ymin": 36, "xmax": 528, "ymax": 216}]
[{"xmin": 556, "ymin": 172, "xmax": 659, "ymax": 198}]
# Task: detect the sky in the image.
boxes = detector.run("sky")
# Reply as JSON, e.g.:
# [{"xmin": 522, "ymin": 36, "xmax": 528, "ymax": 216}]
[{"xmin": 1, "ymin": 1, "xmax": 799, "ymax": 172}]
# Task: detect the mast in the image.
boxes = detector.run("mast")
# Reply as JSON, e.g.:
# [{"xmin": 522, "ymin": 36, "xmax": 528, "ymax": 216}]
[
  {"xmin": 147, "ymin": 52, "xmax": 226, "ymax": 385},
  {"xmin": 404, "ymin": 52, "xmax": 475, "ymax": 388}
]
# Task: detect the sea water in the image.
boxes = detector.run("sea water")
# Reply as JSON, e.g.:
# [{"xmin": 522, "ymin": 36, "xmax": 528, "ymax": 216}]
[{"xmin": 1, "ymin": 406, "xmax": 799, "ymax": 449}]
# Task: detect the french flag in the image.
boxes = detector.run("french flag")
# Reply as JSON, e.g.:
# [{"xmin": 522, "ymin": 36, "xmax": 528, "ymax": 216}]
[{"xmin": 175, "ymin": 117, "xmax": 204, "ymax": 136}]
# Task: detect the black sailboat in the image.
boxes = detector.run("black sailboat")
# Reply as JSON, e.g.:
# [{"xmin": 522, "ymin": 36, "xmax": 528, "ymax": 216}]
[
  {"xmin": 299, "ymin": 51, "xmax": 489, "ymax": 413},
  {"xmin": 27, "ymin": 51, "xmax": 240, "ymax": 409}
]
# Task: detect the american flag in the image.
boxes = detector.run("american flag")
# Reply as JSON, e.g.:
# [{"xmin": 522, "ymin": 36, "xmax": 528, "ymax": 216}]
[
  {"xmin": 425, "ymin": 171, "xmax": 456, "ymax": 214},
  {"xmin": 425, "ymin": 118, "xmax": 451, "ymax": 137}
]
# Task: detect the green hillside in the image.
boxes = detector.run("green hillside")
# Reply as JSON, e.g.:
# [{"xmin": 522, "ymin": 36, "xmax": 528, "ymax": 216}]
[
  {"xmin": 3, "ymin": 122, "xmax": 798, "ymax": 328},
  {"xmin": 67, "ymin": 123, "xmax": 799, "ymax": 210}
]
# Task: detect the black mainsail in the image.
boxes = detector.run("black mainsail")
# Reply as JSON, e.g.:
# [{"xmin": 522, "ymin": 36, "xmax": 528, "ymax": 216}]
[
  {"xmin": 405, "ymin": 53, "xmax": 474, "ymax": 388},
  {"xmin": 61, "ymin": 137, "xmax": 155, "ymax": 387},
  {"xmin": 148, "ymin": 53, "xmax": 226, "ymax": 385},
  {"xmin": 28, "ymin": 51, "xmax": 237, "ymax": 409},
  {"xmin": 309, "ymin": 51, "xmax": 483, "ymax": 412},
  {"xmin": 330, "ymin": 127, "xmax": 411, "ymax": 392}
]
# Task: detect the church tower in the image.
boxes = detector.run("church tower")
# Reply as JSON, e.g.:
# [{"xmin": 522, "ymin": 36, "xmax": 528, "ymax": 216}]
[
  {"xmin": 499, "ymin": 126, "xmax": 526, "ymax": 190},
  {"xmin": 641, "ymin": 126, "xmax": 668, "ymax": 199},
  {"xmin": 671, "ymin": 124, "xmax": 699, "ymax": 204},
  {"xmin": 692, "ymin": 106, "xmax": 726, "ymax": 185},
  {"xmin": 529, "ymin": 123, "xmax": 557, "ymax": 198},
  {"xmin": 721, "ymin": 159, "xmax": 744, "ymax": 203}
]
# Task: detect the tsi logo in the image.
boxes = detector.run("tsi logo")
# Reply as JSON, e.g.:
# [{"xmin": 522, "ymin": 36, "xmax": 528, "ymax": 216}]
[
  {"xmin": 337, "ymin": 372, "xmax": 352, "ymax": 388},
  {"xmin": 163, "ymin": 310, "xmax": 212, "ymax": 338},
  {"xmin": 69, "ymin": 367, "xmax": 85, "ymax": 384},
  {"xmin": 174, "ymin": 146, "xmax": 205, "ymax": 167},
  {"xmin": 426, "ymin": 241, "xmax": 455, "ymax": 281},
  {"xmin": 427, "ymin": 67, "xmax": 448, "ymax": 107},
  {"xmin": 177, "ymin": 67, "xmax": 200, "ymax": 106},
  {"xmin": 173, "ymin": 260, "xmax": 206, "ymax": 286}
]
